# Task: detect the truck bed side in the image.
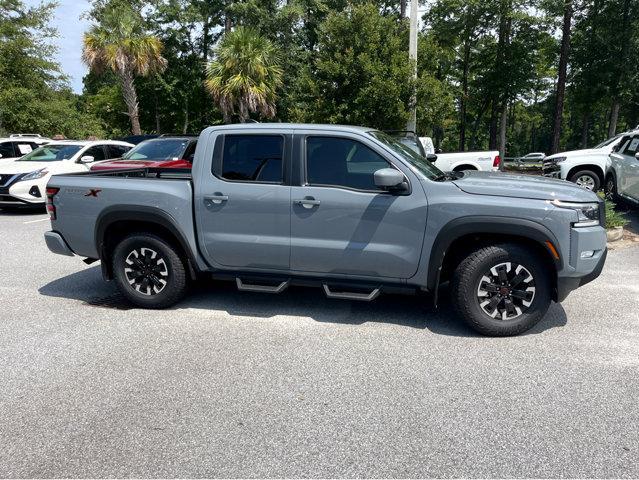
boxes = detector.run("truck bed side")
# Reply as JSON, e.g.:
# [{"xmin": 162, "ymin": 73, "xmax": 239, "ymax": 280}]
[{"xmin": 47, "ymin": 170, "xmax": 203, "ymax": 267}]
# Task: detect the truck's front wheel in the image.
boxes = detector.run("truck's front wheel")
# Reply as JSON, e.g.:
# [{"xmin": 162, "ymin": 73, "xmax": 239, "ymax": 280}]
[
  {"xmin": 112, "ymin": 233, "xmax": 187, "ymax": 309},
  {"xmin": 451, "ymin": 244, "xmax": 552, "ymax": 336}
]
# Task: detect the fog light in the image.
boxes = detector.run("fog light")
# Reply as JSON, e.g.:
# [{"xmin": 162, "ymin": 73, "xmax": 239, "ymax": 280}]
[
  {"xmin": 29, "ymin": 185, "xmax": 41, "ymax": 198},
  {"xmin": 580, "ymin": 250, "xmax": 595, "ymax": 259}
]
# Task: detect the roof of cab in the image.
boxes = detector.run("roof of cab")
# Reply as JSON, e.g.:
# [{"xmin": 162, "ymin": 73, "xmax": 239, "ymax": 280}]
[{"xmin": 206, "ymin": 123, "xmax": 374, "ymax": 133}]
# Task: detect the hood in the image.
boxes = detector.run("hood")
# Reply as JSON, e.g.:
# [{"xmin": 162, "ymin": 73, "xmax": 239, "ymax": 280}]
[
  {"xmin": 91, "ymin": 158, "xmax": 191, "ymax": 171},
  {"xmin": 546, "ymin": 147, "xmax": 610, "ymax": 160},
  {"xmin": 0, "ymin": 161, "xmax": 59, "ymax": 174},
  {"xmin": 452, "ymin": 170, "xmax": 599, "ymax": 202}
]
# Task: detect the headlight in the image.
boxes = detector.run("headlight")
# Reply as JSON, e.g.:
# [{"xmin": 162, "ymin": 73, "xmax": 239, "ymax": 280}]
[
  {"xmin": 21, "ymin": 168, "xmax": 49, "ymax": 180},
  {"xmin": 553, "ymin": 156, "xmax": 567, "ymax": 163},
  {"xmin": 552, "ymin": 199, "xmax": 600, "ymax": 227}
]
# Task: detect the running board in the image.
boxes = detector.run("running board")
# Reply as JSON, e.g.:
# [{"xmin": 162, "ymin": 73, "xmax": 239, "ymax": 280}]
[
  {"xmin": 322, "ymin": 284, "xmax": 381, "ymax": 302},
  {"xmin": 236, "ymin": 277, "xmax": 290, "ymax": 294}
]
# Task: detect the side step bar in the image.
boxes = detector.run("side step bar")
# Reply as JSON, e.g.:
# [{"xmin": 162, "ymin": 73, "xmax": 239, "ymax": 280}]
[
  {"xmin": 322, "ymin": 284, "xmax": 380, "ymax": 302},
  {"xmin": 236, "ymin": 277, "xmax": 290, "ymax": 294}
]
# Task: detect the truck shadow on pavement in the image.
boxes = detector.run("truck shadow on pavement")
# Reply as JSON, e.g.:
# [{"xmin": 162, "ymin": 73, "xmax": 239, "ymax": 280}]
[{"xmin": 38, "ymin": 266, "xmax": 568, "ymax": 337}]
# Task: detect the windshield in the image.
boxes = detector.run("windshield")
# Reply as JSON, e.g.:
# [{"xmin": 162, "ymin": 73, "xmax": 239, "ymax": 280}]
[
  {"xmin": 369, "ymin": 131, "xmax": 443, "ymax": 180},
  {"xmin": 594, "ymin": 134, "xmax": 622, "ymax": 149},
  {"xmin": 17, "ymin": 144, "xmax": 83, "ymax": 162},
  {"xmin": 123, "ymin": 138, "xmax": 190, "ymax": 160}
]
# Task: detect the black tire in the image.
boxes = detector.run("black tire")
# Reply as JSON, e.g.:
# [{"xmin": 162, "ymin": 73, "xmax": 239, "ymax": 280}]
[
  {"xmin": 604, "ymin": 173, "xmax": 619, "ymax": 202},
  {"xmin": 112, "ymin": 233, "xmax": 187, "ymax": 309},
  {"xmin": 568, "ymin": 169, "xmax": 600, "ymax": 191},
  {"xmin": 450, "ymin": 243, "xmax": 552, "ymax": 336}
]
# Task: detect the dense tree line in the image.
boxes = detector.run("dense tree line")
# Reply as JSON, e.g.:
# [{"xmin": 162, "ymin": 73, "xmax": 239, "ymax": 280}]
[{"xmin": 1, "ymin": 0, "xmax": 638, "ymax": 156}]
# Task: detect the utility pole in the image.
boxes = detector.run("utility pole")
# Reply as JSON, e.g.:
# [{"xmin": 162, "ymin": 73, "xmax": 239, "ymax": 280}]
[{"xmin": 406, "ymin": 0, "xmax": 418, "ymax": 132}]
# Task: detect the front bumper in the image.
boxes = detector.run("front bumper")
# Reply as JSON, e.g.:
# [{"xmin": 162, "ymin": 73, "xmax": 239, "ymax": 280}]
[
  {"xmin": 0, "ymin": 175, "xmax": 46, "ymax": 205},
  {"xmin": 542, "ymin": 160, "xmax": 562, "ymax": 179},
  {"xmin": 556, "ymin": 225, "xmax": 607, "ymax": 302},
  {"xmin": 44, "ymin": 231, "xmax": 75, "ymax": 257},
  {"xmin": 557, "ymin": 248, "xmax": 606, "ymax": 302}
]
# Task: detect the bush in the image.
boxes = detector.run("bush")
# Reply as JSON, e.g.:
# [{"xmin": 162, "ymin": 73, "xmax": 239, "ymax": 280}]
[{"xmin": 597, "ymin": 192, "xmax": 629, "ymax": 229}]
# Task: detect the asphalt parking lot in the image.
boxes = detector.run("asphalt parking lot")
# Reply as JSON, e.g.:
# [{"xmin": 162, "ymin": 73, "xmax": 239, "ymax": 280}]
[{"xmin": 0, "ymin": 209, "xmax": 638, "ymax": 478}]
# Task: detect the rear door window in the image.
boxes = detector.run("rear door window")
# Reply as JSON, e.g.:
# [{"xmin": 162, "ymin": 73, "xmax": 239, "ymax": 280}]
[
  {"xmin": 83, "ymin": 146, "xmax": 107, "ymax": 162},
  {"xmin": 220, "ymin": 135, "xmax": 283, "ymax": 183}
]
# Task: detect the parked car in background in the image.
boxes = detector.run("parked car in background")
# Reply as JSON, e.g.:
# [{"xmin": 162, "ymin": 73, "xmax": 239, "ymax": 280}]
[
  {"xmin": 0, "ymin": 140, "xmax": 133, "ymax": 207},
  {"xmin": 605, "ymin": 129, "xmax": 639, "ymax": 206},
  {"xmin": 0, "ymin": 134, "xmax": 50, "ymax": 162},
  {"xmin": 387, "ymin": 132, "xmax": 501, "ymax": 172},
  {"xmin": 91, "ymin": 136, "xmax": 198, "ymax": 171},
  {"xmin": 45, "ymin": 124, "xmax": 607, "ymax": 336},
  {"xmin": 520, "ymin": 152, "xmax": 546, "ymax": 162},
  {"xmin": 542, "ymin": 133, "xmax": 626, "ymax": 191}
]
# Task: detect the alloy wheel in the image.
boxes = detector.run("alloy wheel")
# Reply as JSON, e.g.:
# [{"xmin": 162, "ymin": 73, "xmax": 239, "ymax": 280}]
[
  {"xmin": 576, "ymin": 175, "xmax": 596, "ymax": 190},
  {"xmin": 124, "ymin": 247, "xmax": 169, "ymax": 296},
  {"xmin": 476, "ymin": 262, "xmax": 536, "ymax": 320}
]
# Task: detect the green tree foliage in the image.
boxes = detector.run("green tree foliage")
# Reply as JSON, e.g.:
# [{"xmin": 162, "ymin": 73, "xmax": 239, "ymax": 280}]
[
  {"xmin": 300, "ymin": 3, "xmax": 414, "ymax": 129},
  {"xmin": 0, "ymin": 0, "xmax": 104, "ymax": 138},
  {"xmin": 205, "ymin": 27, "xmax": 283, "ymax": 123},
  {"xmin": 83, "ymin": 0, "xmax": 168, "ymax": 135}
]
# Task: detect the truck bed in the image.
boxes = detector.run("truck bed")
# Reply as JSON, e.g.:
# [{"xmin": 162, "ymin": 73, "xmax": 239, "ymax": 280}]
[{"xmin": 47, "ymin": 168, "xmax": 197, "ymax": 261}]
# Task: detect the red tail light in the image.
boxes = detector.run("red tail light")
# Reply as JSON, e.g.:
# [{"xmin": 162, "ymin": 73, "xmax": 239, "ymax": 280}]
[
  {"xmin": 46, "ymin": 187, "xmax": 59, "ymax": 220},
  {"xmin": 493, "ymin": 155, "xmax": 501, "ymax": 168}
]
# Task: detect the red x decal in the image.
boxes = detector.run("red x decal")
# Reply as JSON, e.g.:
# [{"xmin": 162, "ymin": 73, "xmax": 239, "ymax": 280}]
[{"xmin": 84, "ymin": 189, "xmax": 102, "ymax": 197}]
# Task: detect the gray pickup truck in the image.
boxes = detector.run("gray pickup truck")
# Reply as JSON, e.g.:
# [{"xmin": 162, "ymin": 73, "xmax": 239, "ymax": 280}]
[{"xmin": 44, "ymin": 124, "xmax": 607, "ymax": 336}]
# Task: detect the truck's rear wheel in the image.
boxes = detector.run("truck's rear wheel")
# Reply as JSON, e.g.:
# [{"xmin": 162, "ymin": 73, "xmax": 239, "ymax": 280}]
[
  {"xmin": 112, "ymin": 233, "xmax": 187, "ymax": 309},
  {"xmin": 451, "ymin": 244, "xmax": 552, "ymax": 336}
]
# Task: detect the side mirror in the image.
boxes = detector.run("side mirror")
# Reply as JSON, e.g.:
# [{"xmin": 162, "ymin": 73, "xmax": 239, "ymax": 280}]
[
  {"xmin": 426, "ymin": 153, "xmax": 438, "ymax": 163},
  {"xmin": 374, "ymin": 168, "xmax": 407, "ymax": 193},
  {"xmin": 79, "ymin": 155, "xmax": 94, "ymax": 164}
]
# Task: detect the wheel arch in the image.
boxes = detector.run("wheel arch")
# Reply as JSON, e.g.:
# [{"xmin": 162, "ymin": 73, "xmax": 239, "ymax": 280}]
[
  {"xmin": 95, "ymin": 206, "xmax": 200, "ymax": 281},
  {"xmin": 427, "ymin": 216, "xmax": 562, "ymax": 302},
  {"xmin": 567, "ymin": 164, "xmax": 605, "ymax": 185}
]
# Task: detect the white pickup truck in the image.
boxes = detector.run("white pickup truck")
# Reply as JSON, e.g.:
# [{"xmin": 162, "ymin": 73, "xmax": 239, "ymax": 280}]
[
  {"xmin": 386, "ymin": 133, "xmax": 500, "ymax": 172},
  {"xmin": 418, "ymin": 136, "xmax": 501, "ymax": 172}
]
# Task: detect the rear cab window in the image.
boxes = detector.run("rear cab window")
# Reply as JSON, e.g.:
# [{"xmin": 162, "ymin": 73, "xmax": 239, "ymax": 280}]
[{"xmin": 216, "ymin": 135, "xmax": 284, "ymax": 183}]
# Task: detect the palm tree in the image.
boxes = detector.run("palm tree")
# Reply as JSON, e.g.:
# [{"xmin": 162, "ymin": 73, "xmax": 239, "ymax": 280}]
[
  {"xmin": 205, "ymin": 27, "xmax": 283, "ymax": 123},
  {"xmin": 82, "ymin": 4, "xmax": 167, "ymax": 135}
]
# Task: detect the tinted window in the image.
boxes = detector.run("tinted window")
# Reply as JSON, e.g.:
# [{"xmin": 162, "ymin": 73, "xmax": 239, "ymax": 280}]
[
  {"xmin": 183, "ymin": 141, "xmax": 197, "ymax": 162},
  {"xmin": 306, "ymin": 137, "xmax": 390, "ymax": 191},
  {"xmin": 623, "ymin": 135, "xmax": 639, "ymax": 156},
  {"xmin": 221, "ymin": 135, "xmax": 283, "ymax": 183},
  {"xmin": 0, "ymin": 142, "xmax": 14, "ymax": 158},
  {"xmin": 107, "ymin": 145, "xmax": 130, "ymax": 158},
  {"xmin": 83, "ymin": 146, "xmax": 106, "ymax": 161}
]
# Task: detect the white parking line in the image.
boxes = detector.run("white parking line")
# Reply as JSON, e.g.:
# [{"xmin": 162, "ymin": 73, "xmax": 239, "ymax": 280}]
[{"xmin": 23, "ymin": 218, "xmax": 49, "ymax": 224}]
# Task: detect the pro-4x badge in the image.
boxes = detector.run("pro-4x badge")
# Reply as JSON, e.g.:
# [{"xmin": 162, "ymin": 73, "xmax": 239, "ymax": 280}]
[{"xmin": 84, "ymin": 189, "xmax": 102, "ymax": 197}]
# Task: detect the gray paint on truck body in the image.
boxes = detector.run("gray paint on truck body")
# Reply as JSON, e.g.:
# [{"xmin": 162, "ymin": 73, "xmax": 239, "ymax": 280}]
[{"xmin": 47, "ymin": 123, "xmax": 607, "ymax": 298}]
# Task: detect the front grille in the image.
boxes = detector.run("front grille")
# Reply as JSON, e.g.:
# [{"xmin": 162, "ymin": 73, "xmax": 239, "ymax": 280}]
[
  {"xmin": 0, "ymin": 195, "xmax": 24, "ymax": 204},
  {"xmin": 599, "ymin": 200, "xmax": 606, "ymax": 228},
  {"xmin": 0, "ymin": 173, "xmax": 21, "ymax": 187},
  {"xmin": 542, "ymin": 160, "xmax": 560, "ymax": 174}
]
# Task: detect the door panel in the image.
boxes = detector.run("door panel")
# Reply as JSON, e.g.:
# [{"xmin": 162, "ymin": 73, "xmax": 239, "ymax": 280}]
[
  {"xmin": 291, "ymin": 186, "xmax": 428, "ymax": 278},
  {"xmin": 618, "ymin": 135, "xmax": 639, "ymax": 199},
  {"xmin": 290, "ymin": 133, "xmax": 428, "ymax": 279},
  {"xmin": 195, "ymin": 132, "xmax": 291, "ymax": 270}
]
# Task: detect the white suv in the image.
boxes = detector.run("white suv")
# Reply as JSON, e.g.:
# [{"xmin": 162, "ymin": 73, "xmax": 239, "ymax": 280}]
[
  {"xmin": 606, "ymin": 130, "xmax": 639, "ymax": 206},
  {"xmin": 0, "ymin": 134, "xmax": 50, "ymax": 162},
  {"xmin": 542, "ymin": 134, "xmax": 626, "ymax": 191},
  {"xmin": 0, "ymin": 140, "xmax": 133, "ymax": 207}
]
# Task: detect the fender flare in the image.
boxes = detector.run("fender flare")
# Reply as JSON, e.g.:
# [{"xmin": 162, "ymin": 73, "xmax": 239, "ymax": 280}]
[
  {"xmin": 426, "ymin": 216, "xmax": 563, "ymax": 292},
  {"xmin": 95, "ymin": 205, "xmax": 200, "ymax": 279}
]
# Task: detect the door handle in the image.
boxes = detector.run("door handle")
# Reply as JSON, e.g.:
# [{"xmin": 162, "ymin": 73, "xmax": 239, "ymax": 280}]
[
  {"xmin": 204, "ymin": 194, "xmax": 229, "ymax": 206},
  {"xmin": 294, "ymin": 197, "xmax": 321, "ymax": 209}
]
